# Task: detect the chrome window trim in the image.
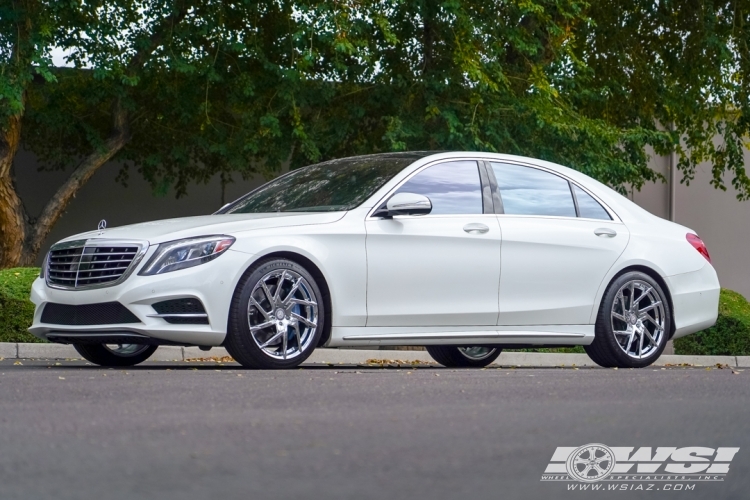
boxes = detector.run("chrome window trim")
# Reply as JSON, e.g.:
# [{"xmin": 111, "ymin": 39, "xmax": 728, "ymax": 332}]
[
  {"xmin": 45, "ymin": 238, "xmax": 149, "ymax": 291},
  {"xmin": 486, "ymin": 159, "xmax": 623, "ymax": 223},
  {"xmin": 367, "ymin": 156, "xmax": 622, "ymax": 223},
  {"xmin": 366, "ymin": 158, "xmax": 486, "ymax": 219}
]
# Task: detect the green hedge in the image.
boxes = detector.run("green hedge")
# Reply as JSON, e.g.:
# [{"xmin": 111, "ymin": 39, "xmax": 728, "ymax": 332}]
[
  {"xmin": 1, "ymin": 267, "xmax": 749, "ymax": 355},
  {"xmin": 0, "ymin": 268, "xmax": 43, "ymax": 343},
  {"xmin": 675, "ymin": 289, "xmax": 750, "ymax": 356}
]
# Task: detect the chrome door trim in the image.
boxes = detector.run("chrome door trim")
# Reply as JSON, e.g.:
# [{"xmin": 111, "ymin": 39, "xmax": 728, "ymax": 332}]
[
  {"xmin": 367, "ymin": 157, "xmax": 487, "ymax": 219},
  {"xmin": 484, "ymin": 159, "xmax": 623, "ymax": 223},
  {"xmin": 341, "ymin": 331, "xmax": 585, "ymax": 341}
]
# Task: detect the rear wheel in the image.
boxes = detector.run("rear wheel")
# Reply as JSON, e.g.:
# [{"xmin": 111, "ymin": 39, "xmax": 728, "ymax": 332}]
[
  {"xmin": 426, "ymin": 346, "xmax": 502, "ymax": 368},
  {"xmin": 225, "ymin": 258, "xmax": 324, "ymax": 369},
  {"xmin": 73, "ymin": 344, "xmax": 157, "ymax": 367},
  {"xmin": 585, "ymin": 271, "xmax": 671, "ymax": 368}
]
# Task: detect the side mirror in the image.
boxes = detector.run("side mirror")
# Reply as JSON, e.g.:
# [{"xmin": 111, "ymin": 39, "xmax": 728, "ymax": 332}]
[{"xmin": 374, "ymin": 192, "xmax": 432, "ymax": 218}]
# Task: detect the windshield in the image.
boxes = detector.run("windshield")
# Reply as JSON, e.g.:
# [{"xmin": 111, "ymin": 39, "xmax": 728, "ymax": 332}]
[{"xmin": 219, "ymin": 154, "xmax": 420, "ymax": 214}]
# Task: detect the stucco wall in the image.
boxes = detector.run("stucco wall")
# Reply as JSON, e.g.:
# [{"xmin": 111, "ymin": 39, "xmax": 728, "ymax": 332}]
[{"xmin": 12, "ymin": 149, "xmax": 750, "ymax": 299}]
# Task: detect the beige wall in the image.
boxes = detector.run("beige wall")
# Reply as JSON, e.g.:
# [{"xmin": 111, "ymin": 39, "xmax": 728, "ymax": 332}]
[
  {"xmin": 13, "ymin": 149, "xmax": 750, "ymax": 299},
  {"xmin": 631, "ymin": 148, "xmax": 750, "ymax": 299}
]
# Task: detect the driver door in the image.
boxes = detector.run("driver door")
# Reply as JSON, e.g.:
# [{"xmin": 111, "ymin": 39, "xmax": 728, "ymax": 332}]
[{"xmin": 365, "ymin": 160, "xmax": 502, "ymax": 327}]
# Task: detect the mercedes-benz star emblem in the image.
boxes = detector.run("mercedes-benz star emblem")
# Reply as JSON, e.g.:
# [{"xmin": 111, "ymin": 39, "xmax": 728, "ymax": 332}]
[{"xmin": 97, "ymin": 219, "xmax": 107, "ymax": 232}]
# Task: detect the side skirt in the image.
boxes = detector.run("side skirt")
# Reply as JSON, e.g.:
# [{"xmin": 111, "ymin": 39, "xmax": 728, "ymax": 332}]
[{"xmin": 327, "ymin": 325, "xmax": 594, "ymax": 347}]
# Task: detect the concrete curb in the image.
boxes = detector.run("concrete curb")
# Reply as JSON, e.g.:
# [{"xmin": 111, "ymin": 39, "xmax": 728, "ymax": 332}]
[{"xmin": 0, "ymin": 343, "xmax": 744, "ymax": 367}]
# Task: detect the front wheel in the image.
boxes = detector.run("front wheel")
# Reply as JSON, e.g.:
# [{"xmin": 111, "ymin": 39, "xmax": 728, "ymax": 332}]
[
  {"xmin": 585, "ymin": 271, "xmax": 671, "ymax": 368},
  {"xmin": 73, "ymin": 344, "xmax": 157, "ymax": 367},
  {"xmin": 225, "ymin": 258, "xmax": 325, "ymax": 369},
  {"xmin": 426, "ymin": 346, "xmax": 502, "ymax": 368}
]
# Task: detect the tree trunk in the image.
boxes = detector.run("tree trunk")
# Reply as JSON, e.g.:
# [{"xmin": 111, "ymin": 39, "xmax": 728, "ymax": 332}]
[
  {"xmin": 22, "ymin": 102, "xmax": 130, "ymax": 265},
  {"xmin": 0, "ymin": 110, "xmax": 30, "ymax": 269}
]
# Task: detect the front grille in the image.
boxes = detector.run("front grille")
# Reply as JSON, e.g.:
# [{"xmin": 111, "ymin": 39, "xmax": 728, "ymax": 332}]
[
  {"xmin": 41, "ymin": 302, "xmax": 141, "ymax": 325},
  {"xmin": 47, "ymin": 240, "xmax": 143, "ymax": 289}
]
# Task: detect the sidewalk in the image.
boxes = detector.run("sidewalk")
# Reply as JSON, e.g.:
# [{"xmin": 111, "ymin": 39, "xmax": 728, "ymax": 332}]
[{"xmin": 0, "ymin": 343, "xmax": 746, "ymax": 367}]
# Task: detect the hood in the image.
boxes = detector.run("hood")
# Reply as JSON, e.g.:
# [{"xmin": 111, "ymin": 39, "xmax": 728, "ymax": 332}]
[{"xmin": 58, "ymin": 212, "xmax": 345, "ymax": 245}]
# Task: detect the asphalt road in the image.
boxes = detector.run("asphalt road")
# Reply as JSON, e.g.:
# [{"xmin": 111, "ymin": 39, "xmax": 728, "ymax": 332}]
[{"xmin": 0, "ymin": 360, "xmax": 748, "ymax": 500}]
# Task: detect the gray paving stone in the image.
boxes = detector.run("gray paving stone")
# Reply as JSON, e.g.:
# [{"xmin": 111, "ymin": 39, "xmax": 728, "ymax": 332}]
[
  {"xmin": 17, "ymin": 343, "xmax": 79, "ymax": 359},
  {"xmin": 0, "ymin": 343, "xmax": 17, "ymax": 359},
  {"xmin": 656, "ymin": 354, "xmax": 737, "ymax": 367},
  {"xmin": 182, "ymin": 346, "xmax": 230, "ymax": 360},
  {"xmin": 146, "ymin": 346, "xmax": 185, "ymax": 362}
]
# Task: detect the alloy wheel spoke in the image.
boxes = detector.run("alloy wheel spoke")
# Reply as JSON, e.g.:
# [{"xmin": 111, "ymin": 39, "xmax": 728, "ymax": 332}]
[
  {"xmin": 250, "ymin": 320, "xmax": 275, "ymax": 332},
  {"xmin": 633, "ymin": 287, "xmax": 653, "ymax": 306},
  {"xmin": 260, "ymin": 280, "xmax": 274, "ymax": 304},
  {"xmin": 293, "ymin": 323, "xmax": 302, "ymax": 353},
  {"xmin": 282, "ymin": 325, "xmax": 288, "ymax": 359},
  {"xmin": 283, "ymin": 277, "xmax": 302, "ymax": 304},
  {"xmin": 250, "ymin": 297, "xmax": 271, "ymax": 320},
  {"xmin": 626, "ymin": 331, "xmax": 637, "ymax": 353},
  {"xmin": 274, "ymin": 271, "xmax": 287, "ymax": 301},
  {"xmin": 629, "ymin": 282, "xmax": 635, "ymax": 310},
  {"xmin": 641, "ymin": 315, "xmax": 662, "ymax": 329},
  {"xmin": 612, "ymin": 312, "xmax": 627, "ymax": 322},
  {"xmin": 286, "ymin": 297, "xmax": 317, "ymax": 308},
  {"xmin": 643, "ymin": 328, "xmax": 658, "ymax": 346},
  {"xmin": 259, "ymin": 329, "xmax": 285, "ymax": 348},
  {"xmin": 292, "ymin": 313, "xmax": 316, "ymax": 328},
  {"xmin": 638, "ymin": 301, "xmax": 662, "ymax": 314},
  {"xmin": 638, "ymin": 328, "xmax": 645, "ymax": 357}
]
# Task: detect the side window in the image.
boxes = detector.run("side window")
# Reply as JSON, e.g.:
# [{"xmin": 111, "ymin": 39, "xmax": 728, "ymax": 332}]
[
  {"xmin": 490, "ymin": 163, "xmax": 576, "ymax": 217},
  {"xmin": 573, "ymin": 185, "xmax": 611, "ymax": 220},
  {"xmin": 396, "ymin": 161, "xmax": 483, "ymax": 215}
]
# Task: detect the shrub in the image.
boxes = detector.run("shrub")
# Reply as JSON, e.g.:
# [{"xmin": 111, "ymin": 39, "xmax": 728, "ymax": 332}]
[
  {"xmin": 0, "ymin": 268, "xmax": 43, "ymax": 343},
  {"xmin": 675, "ymin": 289, "xmax": 750, "ymax": 356}
]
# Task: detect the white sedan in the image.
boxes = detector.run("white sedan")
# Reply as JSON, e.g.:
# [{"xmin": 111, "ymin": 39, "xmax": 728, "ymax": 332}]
[{"xmin": 29, "ymin": 152, "xmax": 720, "ymax": 369}]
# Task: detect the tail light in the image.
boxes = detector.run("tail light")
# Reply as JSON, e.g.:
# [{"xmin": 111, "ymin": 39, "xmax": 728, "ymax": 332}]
[{"xmin": 686, "ymin": 233, "xmax": 711, "ymax": 263}]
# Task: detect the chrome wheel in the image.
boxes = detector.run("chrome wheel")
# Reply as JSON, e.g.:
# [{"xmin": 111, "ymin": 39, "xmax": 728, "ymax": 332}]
[
  {"xmin": 610, "ymin": 279, "xmax": 666, "ymax": 359},
  {"xmin": 104, "ymin": 344, "xmax": 151, "ymax": 357},
  {"xmin": 457, "ymin": 346, "xmax": 497, "ymax": 361},
  {"xmin": 246, "ymin": 269, "xmax": 319, "ymax": 360}
]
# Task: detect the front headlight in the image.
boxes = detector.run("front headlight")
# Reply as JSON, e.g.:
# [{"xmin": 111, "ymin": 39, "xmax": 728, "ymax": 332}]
[{"xmin": 138, "ymin": 236, "xmax": 235, "ymax": 276}]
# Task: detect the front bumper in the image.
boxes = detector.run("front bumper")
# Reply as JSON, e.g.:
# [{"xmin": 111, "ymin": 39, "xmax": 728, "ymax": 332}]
[
  {"xmin": 667, "ymin": 262, "xmax": 721, "ymax": 339},
  {"xmin": 28, "ymin": 249, "xmax": 252, "ymax": 346}
]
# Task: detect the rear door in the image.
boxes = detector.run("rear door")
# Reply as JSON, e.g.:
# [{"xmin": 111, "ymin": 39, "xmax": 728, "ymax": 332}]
[
  {"xmin": 365, "ymin": 160, "xmax": 502, "ymax": 327},
  {"xmin": 489, "ymin": 162, "xmax": 629, "ymax": 325}
]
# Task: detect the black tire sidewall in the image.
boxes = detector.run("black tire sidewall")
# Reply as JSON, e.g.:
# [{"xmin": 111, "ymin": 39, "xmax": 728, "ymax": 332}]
[
  {"xmin": 226, "ymin": 258, "xmax": 325, "ymax": 369},
  {"xmin": 73, "ymin": 344, "xmax": 157, "ymax": 367},
  {"xmin": 426, "ymin": 345, "xmax": 502, "ymax": 368}
]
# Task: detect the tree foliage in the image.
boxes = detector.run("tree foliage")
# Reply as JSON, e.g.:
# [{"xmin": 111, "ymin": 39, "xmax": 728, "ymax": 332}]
[{"xmin": 2, "ymin": 0, "xmax": 750, "ymax": 266}]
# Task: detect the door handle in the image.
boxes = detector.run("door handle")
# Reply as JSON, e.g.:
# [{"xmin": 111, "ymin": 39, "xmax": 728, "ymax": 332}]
[
  {"xmin": 463, "ymin": 223, "xmax": 490, "ymax": 234},
  {"xmin": 594, "ymin": 228, "xmax": 617, "ymax": 238}
]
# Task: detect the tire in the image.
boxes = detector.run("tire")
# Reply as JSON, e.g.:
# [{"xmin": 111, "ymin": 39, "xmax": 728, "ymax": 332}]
[
  {"xmin": 73, "ymin": 344, "xmax": 157, "ymax": 367},
  {"xmin": 585, "ymin": 271, "xmax": 672, "ymax": 368},
  {"xmin": 225, "ymin": 258, "xmax": 325, "ymax": 369},
  {"xmin": 425, "ymin": 346, "xmax": 502, "ymax": 368}
]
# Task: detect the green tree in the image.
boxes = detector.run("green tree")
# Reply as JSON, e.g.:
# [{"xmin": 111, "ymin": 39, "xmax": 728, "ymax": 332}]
[{"xmin": 2, "ymin": 0, "xmax": 749, "ymax": 269}]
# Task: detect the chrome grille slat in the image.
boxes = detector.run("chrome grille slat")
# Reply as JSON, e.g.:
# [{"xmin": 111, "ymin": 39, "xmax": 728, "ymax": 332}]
[{"xmin": 45, "ymin": 239, "xmax": 146, "ymax": 290}]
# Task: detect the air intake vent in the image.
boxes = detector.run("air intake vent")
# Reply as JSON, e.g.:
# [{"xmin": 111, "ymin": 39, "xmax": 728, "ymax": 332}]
[
  {"xmin": 46, "ymin": 240, "xmax": 144, "ymax": 289},
  {"xmin": 151, "ymin": 298, "xmax": 209, "ymax": 324},
  {"xmin": 41, "ymin": 302, "xmax": 141, "ymax": 325}
]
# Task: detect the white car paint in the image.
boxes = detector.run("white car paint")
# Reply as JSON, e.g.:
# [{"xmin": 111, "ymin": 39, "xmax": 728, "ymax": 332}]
[{"xmin": 28, "ymin": 151, "xmax": 720, "ymax": 351}]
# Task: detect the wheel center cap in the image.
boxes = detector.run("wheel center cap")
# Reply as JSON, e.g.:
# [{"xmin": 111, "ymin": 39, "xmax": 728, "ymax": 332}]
[
  {"xmin": 628, "ymin": 312, "xmax": 638, "ymax": 324},
  {"xmin": 275, "ymin": 309, "xmax": 286, "ymax": 320}
]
